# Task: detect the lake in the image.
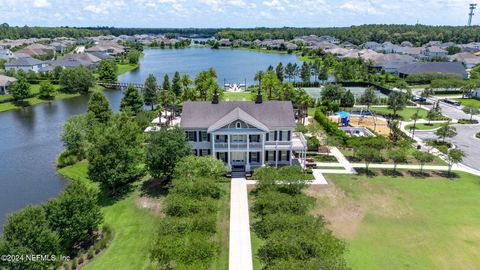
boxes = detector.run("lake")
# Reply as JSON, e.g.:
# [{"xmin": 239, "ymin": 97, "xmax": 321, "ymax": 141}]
[
  {"xmin": 0, "ymin": 48, "xmax": 302, "ymax": 230},
  {"xmin": 119, "ymin": 48, "xmax": 303, "ymax": 85}
]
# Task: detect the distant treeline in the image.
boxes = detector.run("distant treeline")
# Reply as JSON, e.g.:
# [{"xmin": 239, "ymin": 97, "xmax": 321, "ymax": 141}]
[
  {"xmin": 216, "ymin": 25, "xmax": 480, "ymax": 45},
  {"xmin": 0, "ymin": 23, "xmax": 219, "ymax": 40}
]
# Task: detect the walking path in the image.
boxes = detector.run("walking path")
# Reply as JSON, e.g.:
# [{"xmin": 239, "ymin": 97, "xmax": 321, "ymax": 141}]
[{"xmin": 229, "ymin": 178, "xmax": 253, "ymax": 270}]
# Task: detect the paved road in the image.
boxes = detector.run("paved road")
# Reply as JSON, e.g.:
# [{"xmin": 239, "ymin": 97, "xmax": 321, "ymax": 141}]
[
  {"xmin": 415, "ymin": 124, "xmax": 480, "ymax": 171},
  {"xmin": 229, "ymin": 178, "xmax": 253, "ymax": 270}
]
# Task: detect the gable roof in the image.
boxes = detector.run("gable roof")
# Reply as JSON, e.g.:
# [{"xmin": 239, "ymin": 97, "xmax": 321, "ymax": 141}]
[
  {"xmin": 0, "ymin": 75, "xmax": 16, "ymax": 87},
  {"xmin": 397, "ymin": 62, "xmax": 467, "ymax": 78},
  {"xmin": 207, "ymin": 107, "xmax": 269, "ymax": 133},
  {"xmin": 4, "ymin": 57, "xmax": 45, "ymax": 67},
  {"xmin": 181, "ymin": 101, "xmax": 296, "ymax": 130}
]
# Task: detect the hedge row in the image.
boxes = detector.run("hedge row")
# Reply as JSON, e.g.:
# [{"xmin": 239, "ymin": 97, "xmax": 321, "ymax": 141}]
[
  {"xmin": 314, "ymin": 107, "xmax": 348, "ymax": 144},
  {"xmin": 150, "ymin": 156, "xmax": 226, "ymax": 269},
  {"xmin": 251, "ymin": 166, "xmax": 348, "ymax": 270}
]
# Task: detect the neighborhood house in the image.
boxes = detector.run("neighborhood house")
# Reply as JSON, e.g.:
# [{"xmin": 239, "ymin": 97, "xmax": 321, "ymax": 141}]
[{"xmin": 180, "ymin": 92, "xmax": 307, "ymax": 172}]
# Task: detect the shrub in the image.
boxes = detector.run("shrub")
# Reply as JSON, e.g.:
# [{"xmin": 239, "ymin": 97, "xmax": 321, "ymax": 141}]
[
  {"xmin": 78, "ymin": 256, "xmax": 84, "ymax": 265},
  {"xmin": 252, "ymin": 190, "xmax": 315, "ymax": 216},
  {"xmin": 458, "ymin": 118, "xmax": 479, "ymax": 124},
  {"xmin": 253, "ymin": 213, "xmax": 326, "ymax": 239},
  {"xmin": 314, "ymin": 108, "xmax": 348, "ymax": 145},
  {"xmin": 56, "ymin": 150, "xmax": 79, "ymax": 168},
  {"xmin": 157, "ymin": 215, "xmax": 217, "ymax": 235},
  {"xmin": 164, "ymin": 195, "xmax": 217, "ymax": 217},
  {"xmin": 87, "ymin": 248, "xmax": 94, "ymax": 259},
  {"xmin": 307, "ymin": 136, "xmax": 320, "ymax": 151},
  {"xmin": 170, "ymin": 177, "xmax": 223, "ymax": 199},
  {"xmin": 476, "ymin": 132, "xmax": 480, "ymax": 139},
  {"xmin": 71, "ymin": 258, "xmax": 77, "ymax": 269}
]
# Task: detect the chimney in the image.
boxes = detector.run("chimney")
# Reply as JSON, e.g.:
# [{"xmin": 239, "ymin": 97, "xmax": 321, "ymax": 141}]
[
  {"xmin": 212, "ymin": 88, "xmax": 219, "ymax": 104},
  {"xmin": 255, "ymin": 79, "xmax": 263, "ymax": 104}
]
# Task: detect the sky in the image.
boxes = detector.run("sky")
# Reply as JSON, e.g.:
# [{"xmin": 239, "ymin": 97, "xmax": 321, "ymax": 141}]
[{"xmin": 0, "ymin": 0, "xmax": 477, "ymax": 28}]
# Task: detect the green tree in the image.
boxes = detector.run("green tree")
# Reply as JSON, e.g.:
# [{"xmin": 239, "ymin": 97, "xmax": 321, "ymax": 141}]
[
  {"xmin": 162, "ymin": 74, "xmax": 171, "ymax": 91},
  {"xmin": 413, "ymin": 151, "xmax": 435, "ymax": 173},
  {"xmin": 462, "ymin": 106, "xmax": 480, "ymax": 121},
  {"xmin": 275, "ymin": 62, "xmax": 284, "ymax": 82},
  {"xmin": 143, "ymin": 74, "xmax": 158, "ymax": 110},
  {"xmin": 410, "ymin": 110, "xmax": 422, "ymax": 140},
  {"xmin": 9, "ymin": 76, "xmax": 31, "ymax": 102},
  {"xmin": 0, "ymin": 205, "xmax": 61, "ymax": 270},
  {"xmin": 340, "ymin": 89, "xmax": 355, "ymax": 107},
  {"xmin": 174, "ymin": 156, "xmax": 226, "ymax": 179},
  {"xmin": 426, "ymin": 107, "xmax": 439, "ymax": 124},
  {"xmin": 359, "ymin": 87, "xmax": 377, "ymax": 108},
  {"xmin": 44, "ymin": 181, "xmax": 102, "ymax": 251},
  {"xmin": 145, "ymin": 127, "xmax": 192, "ymax": 180},
  {"xmin": 61, "ymin": 115, "xmax": 89, "ymax": 158},
  {"xmin": 445, "ymin": 148, "xmax": 465, "ymax": 177},
  {"xmin": 300, "ymin": 62, "xmax": 311, "ymax": 83},
  {"xmin": 38, "ymin": 80, "xmax": 56, "ymax": 100},
  {"xmin": 59, "ymin": 66, "xmax": 95, "ymax": 94},
  {"xmin": 97, "ymin": 60, "xmax": 118, "ymax": 82},
  {"xmin": 387, "ymin": 91, "xmax": 408, "ymax": 118},
  {"xmin": 126, "ymin": 48, "xmax": 141, "ymax": 64},
  {"xmin": 87, "ymin": 113, "xmax": 144, "ymax": 194},
  {"xmin": 120, "ymin": 84, "xmax": 144, "ymax": 114},
  {"xmin": 87, "ymin": 91, "xmax": 112, "ymax": 124},
  {"xmin": 172, "ymin": 71, "xmax": 182, "ymax": 98},
  {"xmin": 285, "ymin": 62, "xmax": 295, "ymax": 82},
  {"xmin": 387, "ymin": 148, "xmax": 407, "ymax": 172},
  {"xmin": 435, "ymin": 121, "xmax": 457, "ymax": 142},
  {"xmin": 357, "ymin": 146, "xmax": 381, "ymax": 174},
  {"xmin": 195, "ymin": 68, "xmax": 222, "ymax": 101},
  {"xmin": 321, "ymin": 84, "xmax": 345, "ymax": 102}
]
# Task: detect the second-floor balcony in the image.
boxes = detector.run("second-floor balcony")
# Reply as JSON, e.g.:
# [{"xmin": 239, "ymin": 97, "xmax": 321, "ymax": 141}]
[{"xmin": 214, "ymin": 142, "xmax": 263, "ymax": 150}]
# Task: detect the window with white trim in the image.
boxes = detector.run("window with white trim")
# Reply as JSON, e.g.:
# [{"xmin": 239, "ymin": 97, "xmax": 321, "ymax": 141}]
[{"xmin": 187, "ymin": 131, "xmax": 196, "ymax": 142}]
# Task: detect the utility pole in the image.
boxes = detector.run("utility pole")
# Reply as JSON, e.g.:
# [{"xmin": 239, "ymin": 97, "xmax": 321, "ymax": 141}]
[{"xmin": 468, "ymin": 3, "xmax": 477, "ymax": 26}]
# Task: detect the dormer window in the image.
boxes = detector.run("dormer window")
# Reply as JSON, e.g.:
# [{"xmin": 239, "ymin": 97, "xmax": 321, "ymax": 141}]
[{"xmin": 236, "ymin": 122, "xmax": 241, "ymax": 129}]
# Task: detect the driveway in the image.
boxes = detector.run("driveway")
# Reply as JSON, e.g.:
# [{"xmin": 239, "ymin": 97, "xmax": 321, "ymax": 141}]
[{"xmin": 415, "ymin": 124, "xmax": 480, "ymax": 170}]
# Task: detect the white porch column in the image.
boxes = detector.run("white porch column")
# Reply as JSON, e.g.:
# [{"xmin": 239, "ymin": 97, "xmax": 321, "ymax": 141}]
[
  {"xmin": 261, "ymin": 133, "xmax": 266, "ymax": 166},
  {"xmin": 212, "ymin": 133, "xmax": 216, "ymax": 157},
  {"xmin": 275, "ymin": 150, "xmax": 278, "ymax": 167},
  {"xmin": 227, "ymin": 134, "xmax": 231, "ymax": 167},
  {"xmin": 246, "ymin": 134, "xmax": 250, "ymax": 171}
]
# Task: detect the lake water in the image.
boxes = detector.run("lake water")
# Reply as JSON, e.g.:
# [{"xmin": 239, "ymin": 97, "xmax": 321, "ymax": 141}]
[
  {"xmin": 119, "ymin": 48, "xmax": 303, "ymax": 86},
  {"xmin": 0, "ymin": 48, "xmax": 302, "ymax": 230}
]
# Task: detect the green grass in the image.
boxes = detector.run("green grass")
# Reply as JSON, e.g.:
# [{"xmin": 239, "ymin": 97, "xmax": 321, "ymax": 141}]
[
  {"xmin": 454, "ymin": 98, "xmax": 480, "ymax": 108},
  {"xmin": 404, "ymin": 122, "xmax": 444, "ymax": 130},
  {"xmin": 58, "ymin": 162, "xmax": 160, "ymax": 270},
  {"xmin": 223, "ymin": 92, "xmax": 252, "ymax": 101},
  {"xmin": 371, "ymin": 106, "xmax": 429, "ymax": 121},
  {"xmin": 320, "ymin": 172, "xmax": 480, "ymax": 270},
  {"xmin": 117, "ymin": 64, "xmax": 139, "ymax": 75},
  {"xmin": 212, "ymin": 182, "xmax": 230, "ymax": 270},
  {"xmin": 249, "ymin": 190, "xmax": 265, "ymax": 270}
]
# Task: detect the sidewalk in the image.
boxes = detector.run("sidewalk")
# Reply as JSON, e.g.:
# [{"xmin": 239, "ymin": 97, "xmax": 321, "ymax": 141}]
[{"xmin": 229, "ymin": 178, "xmax": 253, "ymax": 270}]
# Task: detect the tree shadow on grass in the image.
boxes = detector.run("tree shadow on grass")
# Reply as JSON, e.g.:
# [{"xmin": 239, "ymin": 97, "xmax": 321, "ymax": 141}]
[
  {"xmin": 13, "ymin": 100, "xmax": 30, "ymax": 107},
  {"xmin": 355, "ymin": 168, "xmax": 377, "ymax": 177},
  {"xmin": 140, "ymin": 178, "xmax": 169, "ymax": 199},
  {"xmin": 381, "ymin": 169, "xmax": 404, "ymax": 177},
  {"xmin": 97, "ymin": 183, "xmax": 135, "ymax": 207},
  {"xmin": 407, "ymin": 170, "xmax": 431, "ymax": 178},
  {"xmin": 432, "ymin": 171, "xmax": 460, "ymax": 179}
]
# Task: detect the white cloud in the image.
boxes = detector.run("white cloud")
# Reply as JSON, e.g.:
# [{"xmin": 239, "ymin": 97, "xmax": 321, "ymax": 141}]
[
  {"xmin": 33, "ymin": 0, "xmax": 50, "ymax": 8},
  {"xmin": 340, "ymin": 1, "xmax": 384, "ymax": 15},
  {"xmin": 262, "ymin": 0, "xmax": 284, "ymax": 11},
  {"xmin": 228, "ymin": 0, "xmax": 246, "ymax": 7},
  {"xmin": 84, "ymin": 4, "xmax": 107, "ymax": 14}
]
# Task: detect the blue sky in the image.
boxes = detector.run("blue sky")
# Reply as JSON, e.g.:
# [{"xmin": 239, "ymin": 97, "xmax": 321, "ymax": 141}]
[{"xmin": 0, "ymin": 0, "xmax": 476, "ymax": 28}]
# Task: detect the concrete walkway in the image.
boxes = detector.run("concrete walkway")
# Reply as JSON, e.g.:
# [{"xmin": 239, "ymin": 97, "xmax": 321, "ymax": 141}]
[{"xmin": 229, "ymin": 178, "xmax": 253, "ymax": 270}]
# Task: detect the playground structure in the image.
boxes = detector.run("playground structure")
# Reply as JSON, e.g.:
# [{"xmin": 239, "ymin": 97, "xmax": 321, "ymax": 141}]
[{"xmin": 330, "ymin": 108, "xmax": 391, "ymax": 136}]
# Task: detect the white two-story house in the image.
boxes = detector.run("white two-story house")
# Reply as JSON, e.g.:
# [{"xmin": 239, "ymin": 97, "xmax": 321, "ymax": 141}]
[{"xmin": 180, "ymin": 94, "xmax": 307, "ymax": 172}]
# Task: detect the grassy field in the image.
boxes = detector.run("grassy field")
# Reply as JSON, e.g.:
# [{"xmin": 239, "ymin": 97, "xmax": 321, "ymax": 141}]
[
  {"xmin": 117, "ymin": 64, "xmax": 139, "ymax": 76},
  {"xmin": 224, "ymin": 92, "xmax": 252, "ymax": 101},
  {"xmin": 309, "ymin": 172, "xmax": 480, "ymax": 270},
  {"xmin": 371, "ymin": 107, "xmax": 429, "ymax": 121},
  {"xmin": 454, "ymin": 98, "xmax": 480, "ymax": 108},
  {"xmin": 58, "ymin": 162, "xmax": 160, "ymax": 270},
  {"xmin": 59, "ymin": 162, "xmax": 231, "ymax": 270},
  {"xmin": 404, "ymin": 122, "xmax": 444, "ymax": 130}
]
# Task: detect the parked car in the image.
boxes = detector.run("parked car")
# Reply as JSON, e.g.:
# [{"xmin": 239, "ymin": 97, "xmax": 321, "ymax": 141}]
[
  {"xmin": 441, "ymin": 99, "xmax": 461, "ymax": 106},
  {"xmin": 413, "ymin": 96, "xmax": 427, "ymax": 102}
]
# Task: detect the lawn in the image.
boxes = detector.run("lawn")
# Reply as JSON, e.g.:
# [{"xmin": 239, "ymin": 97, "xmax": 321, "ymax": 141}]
[
  {"xmin": 371, "ymin": 106, "xmax": 429, "ymax": 121},
  {"xmin": 454, "ymin": 98, "xmax": 480, "ymax": 108},
  {"xmin": 58, "ymin": 162, "xmax": 160, "ymax": 270},
  {"xmin": 117, "ymin": 63, "xmax": 139, "ymax": 76},
  {"xmin": 248, "ymin": 187, "xmax": 265, "ymax": 270},
  {"xmin": 224, "ymin": 91, "xmax": 252, "ymax": 101},
  {"xmin": 58, "ymin": 162, "xmax": 231, "ymax": 270},
  {"xmin": 310, "ymin": 172, "xmax": 480, "ymax": 270},
  {"xmin": 404, "ymin": 122, "xmax": 444, "ymax": 131}
]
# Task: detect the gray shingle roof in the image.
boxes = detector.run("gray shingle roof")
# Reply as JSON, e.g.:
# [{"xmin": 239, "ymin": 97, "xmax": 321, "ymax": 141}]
[
  {"xmin": 180, "ymin": 101, "xmax": 296, "ymax": 130},
  {"xmin": 397, "ymin": 62, "xmax": 467, "ymax": 78},
  {"xmin": 4, "ymin": 57, "xmax": 45, "ymax": 66}
]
